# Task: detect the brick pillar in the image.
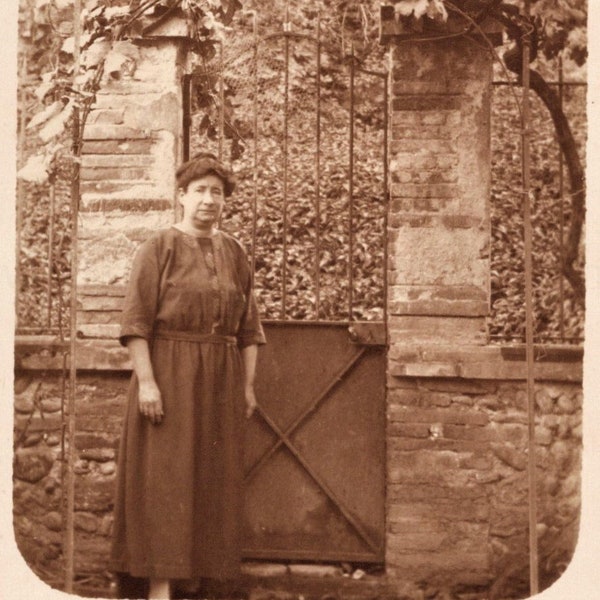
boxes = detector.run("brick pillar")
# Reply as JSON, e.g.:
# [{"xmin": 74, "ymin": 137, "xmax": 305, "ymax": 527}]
[
  {"xmin": 385, "ymin": 37, "xmax": 496, "ymax": 585},
  {"xmin": 388, "ymin": 39, "xmax": 493, "ymax": 350},
  {"xmin": 77, "ymin": 34, "xmax": 189, "ymax": 340}
]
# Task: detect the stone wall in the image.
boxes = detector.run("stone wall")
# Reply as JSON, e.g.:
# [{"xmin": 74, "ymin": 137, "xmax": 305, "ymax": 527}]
[
  {"xmin": 13, "ymin": 365, "xmax": 582, "ymax": 597},
  {"xmin": 386, "ymin": 375, "xmax": 582, "ymax": 596},
  {"xmin": 13, "ymin": 371, "xmax": 128, "ymax": 595}
]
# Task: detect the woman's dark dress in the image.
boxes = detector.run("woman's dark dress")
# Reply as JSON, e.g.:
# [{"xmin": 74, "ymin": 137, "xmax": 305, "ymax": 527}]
[{"xmin": 110, "ymin": 227, "xmax": 266, "ymax": 580}]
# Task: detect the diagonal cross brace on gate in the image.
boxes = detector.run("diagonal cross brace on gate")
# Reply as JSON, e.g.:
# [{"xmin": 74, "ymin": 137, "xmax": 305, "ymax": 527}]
[{"xmin": 245, "ymin": 345, "xmax": 383, "ymax": 555}]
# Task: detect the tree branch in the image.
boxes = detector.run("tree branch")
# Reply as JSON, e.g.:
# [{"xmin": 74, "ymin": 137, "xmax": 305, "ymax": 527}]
[{"xmin": 490, "ymin": 2, "xmax": 586, "ymax": 305}]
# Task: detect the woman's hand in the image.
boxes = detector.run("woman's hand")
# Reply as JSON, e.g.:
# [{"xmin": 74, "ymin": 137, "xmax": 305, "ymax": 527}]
[
  {"xmin": 138, "ymin": 380, "xmax": 164, "ymax": 425},
  {"xmin": 245, "ymin": 385, "xmax": 257, "ymax": 418}
]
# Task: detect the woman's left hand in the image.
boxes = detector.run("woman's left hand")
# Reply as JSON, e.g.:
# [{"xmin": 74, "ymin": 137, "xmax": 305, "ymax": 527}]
[{"xmin": 245, "ymin": 385, "xmax": 257, "ymax": 418}]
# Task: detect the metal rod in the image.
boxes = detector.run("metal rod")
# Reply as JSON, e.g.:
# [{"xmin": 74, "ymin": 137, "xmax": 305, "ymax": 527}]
[
  {"xmin": 558, "ymin": 56, "xmax": 565, "ymax": 340},
  {"xmin": 218, "ymin": 42, "xmax": 224, "ymax": 161},
  {"xmin": 47, "ymin": 183, "xmax": 56, "ymax": 329},
  {"xmin": 382, "ymin": 66, "xmax": 389, "ymax": 337},
  {"xmin": 315, "ymin": 10, "xmax": 322, "ymax": 320},
  {"xmin": 521, "ymin": 2, "xmax": 539, "ymax": 593},
  {"xmin": 282, "ymin": 21, "xmax": 290, "ymax": 318},
  {"xmin": 348, "ymin": 45, "xmax": 355, "ymax": 321},
  {"xmin": 245, "ymin": 347, "xmax": 366, "ymax": 481},
  {"xmin": 64, "ymin": 0, "xmax": 82, "ymax": 591},
  {"xmin": 251, "ymin": 13, "xmax": 259, "ymax": 284},
  {"xmin": 182, "ymin": 74, "xmax": 191, "ymax": 163},
  {"xmin": 16, "ymin": 51, "xmax": 28, "ymax": 331}
]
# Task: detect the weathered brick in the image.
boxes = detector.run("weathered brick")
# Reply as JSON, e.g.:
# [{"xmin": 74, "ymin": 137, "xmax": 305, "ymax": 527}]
[
  {"xmin": 82, "ymin": 154, "xmax": 154, "ymax": 168},
  {"xmin": 388, "ymin": 519, "xmax": 443, "ymax": 534},
  {"xmin": 83, "ymin": 124, "xmax": 152, "ymax": 140},
  {"xmin": 388, "ymin": 500, "xmax": 489, "ymax": 523},
  {"xmin": 388, "ymin": 406, "xmax": 488, "ymax": 427},
  {"xmin": 387, "ymin": 422, "xmax": 430, "ymax": 438},
  {"xmin": 389, "ymin": 299, "xmax": 488, "ymax": 317},
  {"xmin": 82, "ymin": 139, "xmax": 154, "ymax": 155},
  {"xmin": 390, "ymin": 139, "xmax": 457, "ymax": 154},
  {"xmin": 81, "ymin": 166, "xmax": 151, "ymax": 181},
  {"xmin": 413, "ymin": 197, "xmax": 453, "ymax": 213},
  {"xmin": 388, "ymin": 433, "xmax": 488, "ymax": 452},
  {"xmin": 392, "ymin": 94, "xmax": 462, "ymax": 111},
  {"xmin": 442, "ymin": 424, "xmax": 497, "ymax": 442},
  {"xmin": 390, "ymin": 183, "xmax": 457, "ymax": 200},
  {"xmin": 392, "ymin": 124, "xmax": 453, "ymax": 140},
  {"xmin": 392, "ymin": 81, "xmax": 451, "ymax": 96},
  {"xmin": 87, "ymin": 108, "xmax": 125, "ymax": 125},
  {"xmin": 388, "ymin": 484, "xmax": 487, "ymax": 502}
]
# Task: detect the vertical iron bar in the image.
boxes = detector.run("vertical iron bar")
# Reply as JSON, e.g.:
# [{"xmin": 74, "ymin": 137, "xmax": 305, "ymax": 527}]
[
  {"xmin": 251, "ymin": 13, "xmax": 259, "ymax": 285},
  {"xmin": 182, "ymin": 74, "xmax": 191, "ymax": 163},
  {"xmin": 383, "ymin": 70, "xmax": 389, "ymax": 339},
  {"xmin": 282, "ymin": 12, "xmax": 290, "ymax": 318},
  {"xmin": 315, "ymin": 11, "xmax": 321, "ymax": 319},
  {"xmin": 47, "ymin": 183, "xmax": 56, "ymax": 328},
  {"xmin": 522, "ymin": 2, "xmax": 539, "ymax": 594},
  {"xmin": 558, "ymin": 57, "xmax": 565, "ymax": 340},
  {"xmin": 348, "ymin": 46, "xmax": 355, "ymax": 321},
  {"xmin": 65, "ymin": 0, "xmax": 82, "ymax": 592},
  {"xmin": 16, "ymin": 52, "xmax": 27, "ymax": 330},
  {"xmin": 218, "ymin": 42, "xmax": 225, "ymax": 161}
]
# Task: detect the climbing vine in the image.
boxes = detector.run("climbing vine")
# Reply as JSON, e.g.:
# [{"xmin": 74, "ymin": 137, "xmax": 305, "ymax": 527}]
[{"xmin": 18, "ymin": 0, "xmax": 241, "ymax": 184}]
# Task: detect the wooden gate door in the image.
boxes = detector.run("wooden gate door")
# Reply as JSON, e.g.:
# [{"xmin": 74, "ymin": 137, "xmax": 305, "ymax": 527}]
[{"xmin": 185, "ymin": 11, "xmax": 388, "ymax": 563}]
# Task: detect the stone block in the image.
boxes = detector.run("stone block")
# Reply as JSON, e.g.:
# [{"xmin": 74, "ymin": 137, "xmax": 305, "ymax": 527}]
[
  {"xmin": 87, "ymin": 108, "xmax": 125, "ymax": 125},
  {"xmin": 75, "ymin": 511, "xmax": 100, "ymax": 533},
  {"xmin": 13, "ymin": 449, "xmax": 55, "ymax": 483},
  {"xmin": 288, "ymin": 564, "xmax": 343, "ymax": 577},
  {"xmin": 390, "ymin": 182, "xmax": 457, "ymax": 199},
  {"xmin": 83, "ymin": 124, "xmax": 152, "ymax": 141},
  {"xmin": 82, "ymin": 139, "xmax": 154, "ymax": 155},
  {"xmin": 80, "ymin": 166, "xmax": 151, "ymax": 181},
  {"xmin": 75, "ymin": 474, "xmax": 116, "ymax": 512},
  {"xmin": 389, "ymin": 226, "xmax": 489, "ymax": 287},
  {"xmin": 241, "ymin": 562, "xmax": 289, "ymax": 578},
  {"xmin": 388, "ymin": 405, "xmax": 489, "ymax": 427},
  {"xmin": 392, "ymin": 95, "xmax": 462, "ymax": 111},
  {"xmin": 388, "ymin": 316, "xmax": 487, "ymax": 344},
  {"xmin": 390, "ymin": 138, "xmax": 457, "ymax": 155},
  {"xmin": 491, "ymin": 442, "xmax": 527, "ymax": 471}
]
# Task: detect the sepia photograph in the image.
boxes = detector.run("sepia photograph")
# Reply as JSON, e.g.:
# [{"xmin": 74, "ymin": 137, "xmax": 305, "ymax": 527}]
[{"xmin": 7, "ymin": 1, "xmax": 598, "ymax": 599}]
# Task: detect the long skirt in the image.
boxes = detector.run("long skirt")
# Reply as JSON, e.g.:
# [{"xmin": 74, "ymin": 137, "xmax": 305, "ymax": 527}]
[{"xmin": 110, "ymin": 337, "xmax": 245, "ymax": 580}]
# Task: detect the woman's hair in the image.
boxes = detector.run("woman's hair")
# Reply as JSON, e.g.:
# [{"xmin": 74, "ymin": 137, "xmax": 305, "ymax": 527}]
[{"xmin": 176, "ymin": 152, "xmax": 236, "ymax": 196}]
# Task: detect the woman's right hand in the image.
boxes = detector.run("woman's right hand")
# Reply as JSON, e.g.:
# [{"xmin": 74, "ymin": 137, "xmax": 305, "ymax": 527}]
[{"xmin": 138, "ymin": 380, "xmax": 164, "ymax": 425}]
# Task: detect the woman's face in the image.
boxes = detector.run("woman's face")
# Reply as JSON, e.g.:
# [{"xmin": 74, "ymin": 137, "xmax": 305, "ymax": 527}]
[{"xmin": 178, "ymin": 174, "xmax": 226, "ymax": 231}]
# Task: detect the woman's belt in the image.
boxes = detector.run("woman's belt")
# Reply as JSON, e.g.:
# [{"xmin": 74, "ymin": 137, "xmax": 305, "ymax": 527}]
[{"xmin": 153, "ymin": 329, "xmax": 237, "ymax": 345}]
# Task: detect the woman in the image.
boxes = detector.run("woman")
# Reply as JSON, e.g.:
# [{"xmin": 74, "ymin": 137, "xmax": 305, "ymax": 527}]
[{"xmin": 110, "ymin": 153, "xmax": 266, "ymax": 599}]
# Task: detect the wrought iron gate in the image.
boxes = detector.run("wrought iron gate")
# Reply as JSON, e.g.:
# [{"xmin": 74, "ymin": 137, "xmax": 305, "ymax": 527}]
[{"xmin": 184, "ymin": 11, "xmax": 388, "ymax": 563}]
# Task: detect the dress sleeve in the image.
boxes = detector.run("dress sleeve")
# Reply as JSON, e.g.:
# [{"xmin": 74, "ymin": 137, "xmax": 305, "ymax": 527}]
[
  {"xmin": 235, "ymin": 245, "xmax": 266, "ymax": 349},
  {"xmin": 119, "ymin": 236, "xmax": 162, "ymax": 347}
]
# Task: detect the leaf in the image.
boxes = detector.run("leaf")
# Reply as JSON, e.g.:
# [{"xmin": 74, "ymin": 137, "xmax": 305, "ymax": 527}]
[
  {"xmin": 62, "ymin": 32, "xmax": 92, "ymax": 55},
  {"xmin": 39, "ymin": 102, "xmax": 74, "ymax": 142},
  {"xmin": 33, "ymin": 81, "xmax": 55, "ymax": 101},
  {"xmin": 83, "ymin": 38, "xmax": 111, "ymax": 68},
  {"xmin": 26, "ymin": 101, "xmax": 63, "ymax": 130},
  {"xmin": 17, "ymin": 154, "xmax": 51, "ymax": 184},
  {"xmin": 425, "ymin": 0, "xmax": 448, "ymax": 21},
  {"xmin": 394, "ymin": 0, "xmax": 422, "ymax": 17}
]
